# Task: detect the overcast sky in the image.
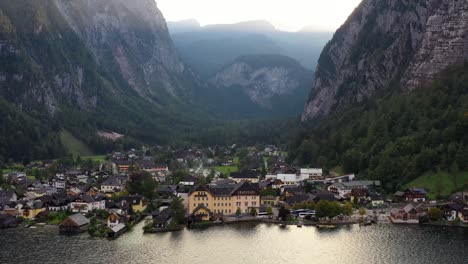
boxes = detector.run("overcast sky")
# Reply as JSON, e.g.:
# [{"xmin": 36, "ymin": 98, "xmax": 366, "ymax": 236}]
[{"xmin": 156, "ymin": 0, "xmax": 363, "ymax": 32}]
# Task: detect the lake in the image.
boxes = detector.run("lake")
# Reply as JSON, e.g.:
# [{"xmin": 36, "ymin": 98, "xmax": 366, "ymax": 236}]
[{"xmin": 0, "ymin": 222, "xmax": 467, "ymax": 264}]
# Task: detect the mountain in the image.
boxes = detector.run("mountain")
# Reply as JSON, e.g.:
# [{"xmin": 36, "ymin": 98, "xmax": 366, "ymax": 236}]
[
  {"xmin": 202, "ymin": 20, "xmax": 278, "ymax": 33},
  {"xmin": 207, "ymin": 54, "xmax": 313, "ymax": 119},
  {"xmin": 167, "ymin": 19, "xmax": 201, "ymax": 34},
  {"xmin": 169, "ymin": 21, "xmax": 332, "ymax": 76},
  {"xmin": 302, "ymin": 0, "xmax": 468, "ymax": 121},
  {"xmin": 0, "ymin": 0, "xmax": 204, "ymax": 161}
]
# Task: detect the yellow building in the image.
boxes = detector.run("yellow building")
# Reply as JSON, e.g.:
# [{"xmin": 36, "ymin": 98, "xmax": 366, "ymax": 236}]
[
  {"xmin": 188, "ymin": 182, "xmax": 260, "ymax": 220},
  {"xmin": 21, "ymin": 201, "xmax": 46, "ymax": 220},
  {"xmin": 127, "ymin": 194, "xmax": 148, "ymax": 213}
]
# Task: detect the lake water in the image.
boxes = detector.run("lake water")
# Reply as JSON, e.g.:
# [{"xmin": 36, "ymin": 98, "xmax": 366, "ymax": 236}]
[{"xmin": 0, "ymin": 222, "xmax": 467, "ymax": 264}]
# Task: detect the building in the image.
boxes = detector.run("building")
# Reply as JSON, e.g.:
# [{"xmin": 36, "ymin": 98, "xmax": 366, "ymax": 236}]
[
  {"xmin": 101, "ymin": 178, "xmax": 124, "ymax": 194},
  {"xmin": 276, "ymin": 174, "xmax": 308, "ymax": 185},
  {"xmin": 107, "ymin": 212, "xmax": 127, "ymax": 229},
  {"xmin": 394, "ymin": 188, "xmax": 427, "ymax": 202},
  {"xmin": 300, "ymin": 168, "xmax": 323, "ymax": 179},
  {"xmin": 261, "ymin": 196, "xmax": 278, "ymax": 206},
  {"xmin": 70, "ymin": 195, "xmax": 106, "ymax": 213},
  {"xmin": 124, "ymin": 194, "xmax": 147, "ymax": 213},
  {"xmin": 153, "ymin": 208, "xmax": 173, "ymax": 228},
  {"xmin": 390, "ymin": 203, "xmax": 426, "ymax": 224},
  {"xmin": 188, "ymin": 181, "xmax": 260, "ymax": 219},
  {"xmin": 229, "ymin": 171, "xmax": 260, "ymax": 183},
  {"xmin": 59, "ymin": 214, "xmax": 90, "ymax": 233},
  {"xmin": 328, "ymin": 181, "xmax": 380, "ymax": 199}
]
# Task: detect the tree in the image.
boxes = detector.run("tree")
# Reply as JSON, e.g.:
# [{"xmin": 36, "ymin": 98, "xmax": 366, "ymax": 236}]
[
  {"xmin": 342, "ymin": 202, "xmax": 353, "ymax": 216},
  {"xmin": 250, "ymin": 208, "xmax": 257, "ymax": 216},
  {"xmin": 292, "ymin": 203, "xmax": 299, "ymax": 210},
  {"xmin": 307, "ymin": 201, "xmax": 316, "ymax": 210},
  {"xmin": 316, "ymin": 201, "xmax": 342, "ymax": 219},
  {"xmin": 236, "ymin": 207, "xmax": 242, "ymax": 216},
  {"xmin": 427, "ymin": 207, "xmax": 443, "ymax": 221},
  {"xmin": 170, "ymin": 197, "xmax": 186, "ymax": 224},
  {"xmin": 266, "ymin": 206, "xmax": 273, "ymax": 215},
  {"xmin": 358, "ymin": 208, "xmax": 366, "ymax": 218},
  {"xmin": 278, "ymin": 207, "xmax": 290, "ymax": 221},
  {"xmin": 126, "ymin": 171, "xmax": 158, "ymax": 201}
]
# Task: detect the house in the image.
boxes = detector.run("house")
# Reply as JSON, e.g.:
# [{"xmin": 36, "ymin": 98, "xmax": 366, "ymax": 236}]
[
  {"xmin": 394, "ymin": 188, "xmax": 427, "ymax": 202},
  {"xmin": 59, "ymin": 213, "xmax": 90, "ymax": 233},
  {"xmin": 261, "ymin": 196, "xmax": 278, "ymax": 206},
  {"xmin": 180, "ymin": 175, "xmax": 198, "ymax": 186},
  {"xmin": 351, "ymin": 188, "xmax": 369, "ymax": 204},
  {"xmin": 21, "ymin": 200, "xmax": 46, "ymax": 220},
  {"xmin": 107, "ymin": 212, "xmax": 127, "ymax": 229},
  {"xmin": 328, "ymin": 181, "xmax": 380, "ymax": 199},
  {"xmin": 101, "ymin": 177, "xmax": 124, "ymax": 194},
  {"xmin": 192, "ymin": 204, "xmax": 212, "ymax": 221},
  {"xmin": 153, "ymin": 208, "xmax": 173, "ymax": 228},
  {"xmin": 461, "ymin": 208, "xmax": 468, "ymax": 224},
  {"xmin": 369, "ymin": 192, "xmax": 385, "ymax": 207},
  {"xmin": 281, "ymin": 186, "xmax": 304, "ymax": 196},
  {"xmin": 188, "ymin": 181, "xmax": 260, "ymax": 217},
  {"xmin": 108, "ymin": 223, "xmax": 127, "ymax": 239},
  {"xmin": 70, "ymin": 194, "xmax": 106, "ymax": 213},
  {"xmin": 390, "ymin": 203, "xmax": 426, "ymax": 224},
  {"xmin": 285, "ymin": 194, "xmax": 313, "ymax": 206},
  {"xmin": 125, "ymin": 194, "xmax": 147, "ymax": 213},
  {"xmin": 229, "ymin": 171, "xmax": 260, "ymax": 183},
  {"xmin": 441, "ymin": 203, "xmax": 465, "ymax": 221},
  {"xmin": 114, "ymin": 160, "xmax": 131, "ymax": 173},
  {"xmin": 310, "ymin": 190, "xmax": 338, "ymax": 203},
  {"xmin": 0, "ymin": 190, "xmax": 18, "ymax": 206}
]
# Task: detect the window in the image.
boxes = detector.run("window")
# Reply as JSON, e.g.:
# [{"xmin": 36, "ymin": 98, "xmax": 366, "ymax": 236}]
[
  {"xmin": 245, "ymin": 202, "xmax": 248, "ymax": 206},
  {"xmin": 193, "ymin": 203, "xmax": 196, "ymax": 207}
]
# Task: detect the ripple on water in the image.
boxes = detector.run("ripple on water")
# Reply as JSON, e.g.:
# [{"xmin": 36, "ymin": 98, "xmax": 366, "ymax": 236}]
[{"xmin": 0, "ymin": 223, "xmax": 467, "ymax": 264}]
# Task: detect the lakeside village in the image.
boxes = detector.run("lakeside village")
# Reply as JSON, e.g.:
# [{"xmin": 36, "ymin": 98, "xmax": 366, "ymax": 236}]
[{"xmin": 1, "ymin": 145, "xmax": 468, "ymax": 238}]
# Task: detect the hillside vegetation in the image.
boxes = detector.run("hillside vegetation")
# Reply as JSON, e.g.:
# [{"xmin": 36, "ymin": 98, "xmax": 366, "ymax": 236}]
[{"xmin": 289, "ymin": 63, "xmax": 468, "ymax": 193}]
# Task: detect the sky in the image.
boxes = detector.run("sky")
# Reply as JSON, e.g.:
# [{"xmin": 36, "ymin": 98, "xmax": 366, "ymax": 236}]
[{"xmin": 156, "ymin": 0, "xmax": 363, "ymax": 32}]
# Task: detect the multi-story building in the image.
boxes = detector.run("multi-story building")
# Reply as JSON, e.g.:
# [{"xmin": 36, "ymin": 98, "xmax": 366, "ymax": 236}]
[{"xmin": 188, "ymin": 181, "xmax": 260, "ymax": 220}]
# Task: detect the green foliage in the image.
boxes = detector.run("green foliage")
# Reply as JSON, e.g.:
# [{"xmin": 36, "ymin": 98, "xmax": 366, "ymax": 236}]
[
  {"xmin": 126, "ymin": 171, "xmax": 158, "ymax": 200},
  {"xmin": 342, "ymin": 202, "xmax": 353, "ymax": 216},
  {"xmin": 315, "ymin": 200, "xmax": 342, "ymax": 219},
  {"xmin": 236, "ymin": 207, "xmax": 242, "ymax": 216},
  {"xmin": 260, "ymin": 187, "xmax": 279, "ymax": 197},
  {"xmin": 266, "ymin": 206, "xmax": 273, "ymax": 215},
  {"xmin": 358, "ymin": 208, "xmax": 366, "ymax": 216},
  {"xmin": 170, "ymin": 197, "xmax": 186, "ymax": 225},
  {"xmin": 59, "ymin": 130, "xmax": 94, "ymax": 157},
  {"xmin": 290, "ymin": 64, "xmax": 468, "ymax": 193},
  {"xmin": 405, "ymin": 170, "xmax": 468, "ymax": 199},
  {"xmin": 278, "ymin": 206, "xmax": 290, "ymax": 221},
  {"xmin": 427, "ymin": 207, "xmax": 443, "ymax": 221},
  {"xmin": 250, "ymin": 208, "xmax": 257, "ymax": 216}
]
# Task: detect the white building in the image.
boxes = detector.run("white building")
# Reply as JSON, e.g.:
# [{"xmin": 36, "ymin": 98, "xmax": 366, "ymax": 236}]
[
  {"xmin": 300, "ymin": 168, "xmax": 323, "ymax": 178},
  {"xmin": 276, "ymin": 174, "xmax": 309, "ymax": 185}
]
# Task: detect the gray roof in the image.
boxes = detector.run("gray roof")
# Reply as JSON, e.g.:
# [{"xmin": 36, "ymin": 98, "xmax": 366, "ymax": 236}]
[
  {"xmin": 111, "ymin": 223, "xmax": 126, "ymax": 233},
  {"xmin": 68, "ymin": 213, "xmax": 90, "ymax": 227}
]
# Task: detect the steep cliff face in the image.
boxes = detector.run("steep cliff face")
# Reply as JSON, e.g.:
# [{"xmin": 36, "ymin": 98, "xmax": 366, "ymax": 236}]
[
  {"xmin": 55, "ymin": 0, "xmax": 197, "ymax": 101},
  {"xmin": 302, "ymin": 0, "xmax": 468, "ymax": 120},
  {"xmin": 211, "ymin": 54, "xmax": 312, "ymax": 111}
]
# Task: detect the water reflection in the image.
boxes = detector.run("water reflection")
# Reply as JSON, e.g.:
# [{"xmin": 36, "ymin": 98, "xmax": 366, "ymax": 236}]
[{"xmin": 0, "ymin": 223, "xmax": 467, "ymax": 264}]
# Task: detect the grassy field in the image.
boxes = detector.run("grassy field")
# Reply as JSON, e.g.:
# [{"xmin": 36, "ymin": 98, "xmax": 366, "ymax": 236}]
[
  {"xmin": 233, "ymin": 157, "xmax": 240, "ymax": 164},
  {"xmin": 59, "ymin": 130, "xmax": 94, "ymax": 157},
  {"xmin": 212, "ymin": 166, "xmax": 239, "ymax": 175},
  {"xmin": 404, "ymin": 171, "xmax": 468, "ymax": 199},
  {"xmin": 330, "ymin": 166, "xmax": 345, "ymax": 176}
]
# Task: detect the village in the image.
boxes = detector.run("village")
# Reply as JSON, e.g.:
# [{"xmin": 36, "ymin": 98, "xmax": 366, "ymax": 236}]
[{"xmin": 1, "ymin": 145, "xmax": 467, "ymax": 239}]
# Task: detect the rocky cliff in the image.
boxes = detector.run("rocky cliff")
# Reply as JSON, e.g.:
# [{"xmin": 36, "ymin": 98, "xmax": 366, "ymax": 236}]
[
  {"xmin": 302, "ymin": 0, "xmax": 468, "ymax": 120},
  {"xmin": 211, "ymin": 54, "xmax": 312, "ymax": 109}
]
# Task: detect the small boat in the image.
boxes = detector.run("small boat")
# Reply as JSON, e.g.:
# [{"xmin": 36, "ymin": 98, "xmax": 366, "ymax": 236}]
[
  {"xmin": 297, "ymin": 222, "xmax": 303, "ymax": 228},
  {"xmin": 317, "ymin": 224, "xmax": 338, "ymax": 229}
]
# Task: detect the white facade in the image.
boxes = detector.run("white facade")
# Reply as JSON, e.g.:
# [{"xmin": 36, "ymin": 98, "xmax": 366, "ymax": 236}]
[
  {"xmin": 300, "ymin": 168, "xmax": 323, "ymax": 178},
  {"xmin": 276, "ymin": 174, "xmax": 308, "ymax": 185}
]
